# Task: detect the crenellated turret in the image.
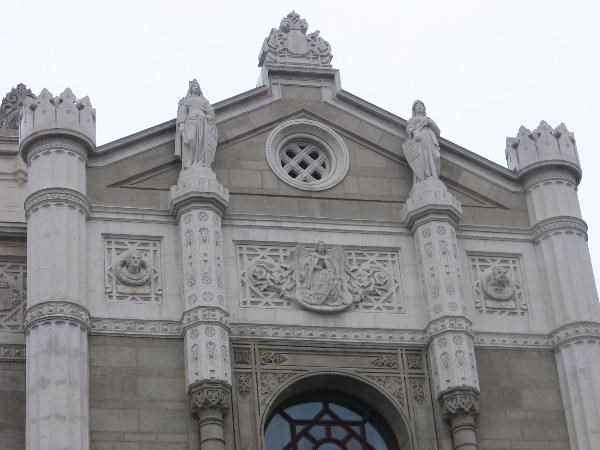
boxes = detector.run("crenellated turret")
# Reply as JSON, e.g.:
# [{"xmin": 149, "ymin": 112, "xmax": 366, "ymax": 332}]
[
  {"xmin": 506, "ymin": 119, "xmax": 600, "ymax": 450},
  {"xmin": 20, "ymin": 87, "xmax": 94, "ymax": 450},
  {"xmin": 505, "ymin": 120, "xmax": 579, "ymax": 180}
]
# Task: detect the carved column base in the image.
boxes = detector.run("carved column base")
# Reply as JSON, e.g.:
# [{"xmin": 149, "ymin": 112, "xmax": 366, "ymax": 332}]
[
  {"xmin": 188, "ymin": 381, "xmax": 231, "ymax": 450},
  {"xmin": 440, "ymin": 389, "xmax": 480, "ymax": 450}
]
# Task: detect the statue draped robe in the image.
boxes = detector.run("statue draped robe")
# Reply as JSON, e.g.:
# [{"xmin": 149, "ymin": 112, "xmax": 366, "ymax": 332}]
[
  {"xmin": 404, "ymin": 116, "xmax": 441, "ymax": 181},
  {"xmin": 175, "ymin": 94, "xmax": 217, "ymax": 168}
]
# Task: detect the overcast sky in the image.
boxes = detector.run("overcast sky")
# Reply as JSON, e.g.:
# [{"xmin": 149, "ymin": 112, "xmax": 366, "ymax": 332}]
[{"xmin": 3, "ymin": 0, "xmax": 600, "ymax": 287}]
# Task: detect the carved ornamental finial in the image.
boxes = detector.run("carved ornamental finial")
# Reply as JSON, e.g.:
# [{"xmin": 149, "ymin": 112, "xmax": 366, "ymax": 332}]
[
  {"xmin": 0, "ymin": 83, "xmax": 35, "ymax": 130},
  {"xmin": 402, "ymin": 100, "xmax": 442, "ymax": 183},
  {"xmin": 175, "ymin": 79, "xmax": 217, "ymax": 171},
  {"xmin": 505, "ymin": 121, "xmax": 579, "ymax": 174},
  {"xmin": 19, "ymin": 88, "xmax": 96, "ymax": 145},
  {"xmin": 259, "ymin": 11, "xmax": 332, "ymax": 68}
]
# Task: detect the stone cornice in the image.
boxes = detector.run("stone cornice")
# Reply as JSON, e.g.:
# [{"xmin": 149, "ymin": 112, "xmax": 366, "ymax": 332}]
[
  {"xmin": 24, "ymin": 301, "xmax": 90, "ymax": 332},
  {"xmin": 531, "ymin": 216, "xmax": 587, "ymax": 242},
  {"xmin": 522, "ymin": 167, "xmax": 578, "ymax": 192},
  {"xmin": 169, "ymin": 177, "xmax": 229, "ymax": 220},
  {"xmin": 90, "ymin": 318, "xmax": 182, "ymax": 337},
  {"xmin": 550, "ymin": 321, "xmax": 600, "ymax": 349},
  {"xmin": 439, "ymin": 388, "xmax": 480, "ymax": 418},
  {"xmin": 188, "ymin": 380, "xmax": 232, "ymax": 413},
  {"xmin": 23, "ymin": 135, "xmax": 89, "ymax": 163},
  {"xmin": 25, "ymin": 188, "xmax": 90, "ymax": 219},
  {"xmin": 0, "ymin": 343, "xmax": 25, "ymax": 361}
]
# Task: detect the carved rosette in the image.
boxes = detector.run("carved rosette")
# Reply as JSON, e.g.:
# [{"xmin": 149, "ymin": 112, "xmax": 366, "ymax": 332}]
[
  {"xmin": 440, "ymin": 388, "xmax": 480, "ymax": 419},
  {"xmin": 189, "ymin": 380, "xmax": 232, "ymax": 413}
]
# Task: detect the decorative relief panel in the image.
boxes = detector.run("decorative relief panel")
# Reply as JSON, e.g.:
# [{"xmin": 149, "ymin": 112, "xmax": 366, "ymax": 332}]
[
  {"xmin": 0, "ymin": 262, "xmax": 26, "ymax": 332},
  {"xmin": 231, "ymin": 343, "xmax": 434, "ymax": 448},
  {"xmin": 469, "ymin": 254, "xmax": 528, "ymax": 316},
  {"xmin": 104, "ymin": 237, "xmax": 163, "ymax": 304},
  {"xmin": 237, "ymin": 242, "xmax": 404, "ymax": 313}
]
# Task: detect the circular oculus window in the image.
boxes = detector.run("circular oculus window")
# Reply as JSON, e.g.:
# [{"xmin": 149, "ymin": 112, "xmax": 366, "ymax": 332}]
[{"xmin": 266, "ymin": 119, "xmax": 349, "ymax": 191}]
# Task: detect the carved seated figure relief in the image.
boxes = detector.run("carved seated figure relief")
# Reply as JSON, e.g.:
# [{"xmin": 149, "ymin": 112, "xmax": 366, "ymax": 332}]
[
  {"xmin": 115, "ymin": 251, "xmax": 151, "ymax": 293},
  {"xmin": 481, "ymin": 265, "xmax": 516, "ymax": 301}
]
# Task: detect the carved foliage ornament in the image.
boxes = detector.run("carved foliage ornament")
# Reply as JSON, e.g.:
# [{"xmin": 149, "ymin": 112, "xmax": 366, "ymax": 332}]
[
  {"xmin": 0, "ymin": 83, "xmax": 35, "ymax": 129},
  {"xmin": 189, "ymin": 381, "xmax": 231, "ymax": 412},
  {"xmin": 259, "ymin": 11, "xmax": 332, "ymax": 67},
  {"xmin": 440, "ymin": 389, "xmax": 480, "ymax": 418}
]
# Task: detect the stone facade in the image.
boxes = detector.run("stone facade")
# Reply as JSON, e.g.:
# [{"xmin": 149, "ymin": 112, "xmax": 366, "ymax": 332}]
[{"xmin": 0, "ymin": 10, "xmax": 598, "ymax": 450}]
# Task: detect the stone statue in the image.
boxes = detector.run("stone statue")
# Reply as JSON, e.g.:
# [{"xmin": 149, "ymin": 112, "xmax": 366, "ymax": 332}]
[
  {"xmin": 403, "ymin": 100, "xmax": 441, "ymax": 182},
  {"xmin": 481, "ymin": 265, "xmax": 515, "ymax": 301},
  {"xmin": 115, "ymin": 251, "xmax": 151, "ymax": 287},
  {"xmin": 175, "ymin": 79, "xmax": 218, "ymax": 170}
]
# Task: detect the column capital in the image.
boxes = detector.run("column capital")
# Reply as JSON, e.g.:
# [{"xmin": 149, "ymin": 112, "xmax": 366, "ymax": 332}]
[
  {"xmin": 188, "ymin": 380, "xmax": 232, "ymax": 414},
  {"xmin": 169, "ymin": 169, "xmax": 229, "ymax": 220},
  {"xmin": 440, "ymin": 388, "xmax": 480, "ymax": 419},
  {"xmin": 24, "ymin": 300, "xmax": 90, "ymax": 332},
  {"xmin": 402, "ymin": 179, "xmax": 462, "ymax": 232}
]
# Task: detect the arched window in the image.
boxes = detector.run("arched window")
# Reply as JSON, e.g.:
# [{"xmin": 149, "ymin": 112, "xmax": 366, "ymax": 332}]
[{"xmin": 264, "ymin": 391, "xmax": 399, "ymax": 450}]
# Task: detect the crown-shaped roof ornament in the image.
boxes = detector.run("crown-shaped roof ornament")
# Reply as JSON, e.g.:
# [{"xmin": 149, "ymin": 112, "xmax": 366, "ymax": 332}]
[
  {"xmin": 259, "ymin": 11, "xmax": 332, "ymax": 68},
  {"xmin": 0, "ymin": 83, "xmax": 35, "ymax": 131},
  {"xmin": 20, "ymin": 87, "xmax": 96, "ymax": 146}
]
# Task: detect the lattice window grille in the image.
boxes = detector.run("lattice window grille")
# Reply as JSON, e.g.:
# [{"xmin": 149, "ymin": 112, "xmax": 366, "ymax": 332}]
[{"xmin": 280, "ymin": 141, "xmax": 331, "ymax": 184}]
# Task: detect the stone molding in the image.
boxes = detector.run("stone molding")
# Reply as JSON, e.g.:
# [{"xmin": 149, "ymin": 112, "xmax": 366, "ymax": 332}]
[
  {"xmin": 439, "ymin": 388, "xmax": 480, "ymax": 419},
  {"xmin": 32, "ymin": 316, "xmax": 579, "ymax": 350},
  {"xmin": 90, "ymin": 318, "xmax": 182, "ymax": 336},
  {"xmin": 550, "ymin": 321, "xmax": 600, "ymax": 349},
  {"xmin": 425, "ymin": 316, "xmax": 473, "ymax": 343},
  {"xmin": 0, "ymin": 343, "xmax": 25, "ymax": 361},
  {"xmin": 23, "ymin": 136, "xmax": 89, "ymax": 163},
  {"xmin": 25, "ymin": 188, "xmax": 90, "ymax": 219},
  {"xmin": 522, "ymin": 167, "xmax": 578, "ymax": 192},
  {"xmin": 188, "ymin": 380, "xmax": 232, "ymax": 413},
  {"xmin": 474, "ymin": 332, "xmax": 551, "ymax": 349},
  {"xmin": 182, "ymin": 305, "xmax": 229, "ymax": 330},
  {"xmin": 531, "ymin": 216, "xmax": 588, "ymax": 242},
  {"xmin": 24, "ymin": 301, "xmax": 90, "ymax": 332}
]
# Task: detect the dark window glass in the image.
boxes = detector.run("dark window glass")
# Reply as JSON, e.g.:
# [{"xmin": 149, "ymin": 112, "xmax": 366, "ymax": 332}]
[{"xmin": 264, "ymin": 391, "xmax": 398, "ymax": 450}]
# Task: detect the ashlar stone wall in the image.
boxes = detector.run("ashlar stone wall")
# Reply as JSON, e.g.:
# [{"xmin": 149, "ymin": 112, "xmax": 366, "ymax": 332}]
[
  {"xmin": 476, "ymin": 348, "xmax": 569, "ymax": 450},
  {"xmin": 0, "ymin": 361, "xmax": 25, "ymax": 450},
  {"xmin": 89, "ymin": 336, "xmax": 195, "ymax": 450}
]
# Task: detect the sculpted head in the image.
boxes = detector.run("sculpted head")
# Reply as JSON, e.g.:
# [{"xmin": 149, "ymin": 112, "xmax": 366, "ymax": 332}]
[
  {"xmin": 316, "ymin": 241, "xmax": 327, "ymax": 255},
  {"xmin": 412, "ymin": 100, "xmax": 426, "ymax": 117},
  {"xmin": 490, "ymin": 265, "xmax": 510, "ymax": 287},
  {"xmin": 188, "ymin": 79, "xmax": 202, "ymax": 97},
  {"xmin": 125, "ymin": 251, "xmax": 144, "ymax": 274}
]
